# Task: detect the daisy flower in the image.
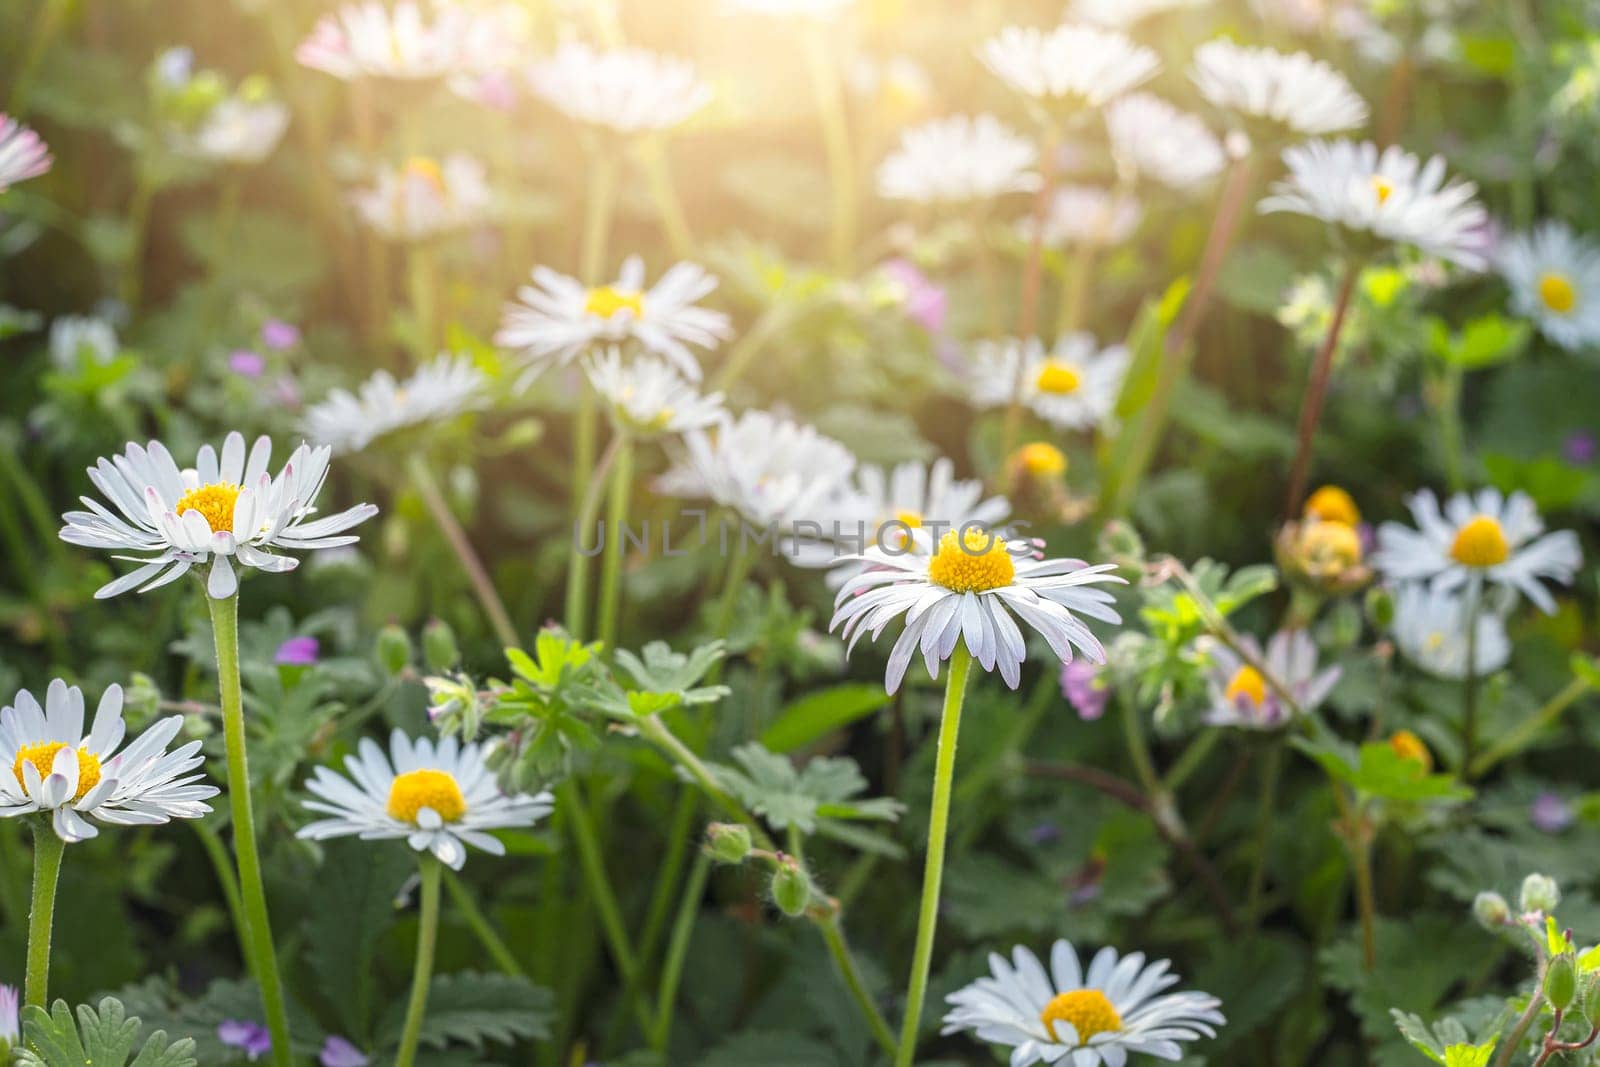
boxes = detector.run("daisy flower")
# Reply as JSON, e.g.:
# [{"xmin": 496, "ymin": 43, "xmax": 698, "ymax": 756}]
[
  {"xmin": 1392, "ymin": 583, "xmax": 1511, "ymax": 680},
  {"xmin": 296, "ymin": 0, "xmax": 470, "ymax": 80},
  {"xmin": 978, "ymin": 24, "xmax": 1159, "ymax": 109},
  {"xmin": 1105, "ymin": 93, "xmax": 1225, "ymax": 191},
  {"xmin": 1202, "ymin": 630, "xmax": 1340, "ymax": 729},
  {"xmin": 528, "ymin": 43, "xmax": 711, "ymax": 136},
  {"xmin": 1023, "ymin": 185, "xmax": 1142, "ymax": 249},
  {"xmin": 1258, "ymin": 139, "xmax": 1489, "ymax": 269},
  {"xmin": 584, "ymin": 349, "xmax": 726, "ymax": 436},
  {"xmin": 183, "ymin": 97, "xmax": 291, "ymax": 166},
  {"xmin": 495, "ymin": 255, "xmax": 731, "ymax": 382},
  {"xmin": 301, "ymin": 354, "xmax": 490, "ymax": 455},
  {"xmin": 1497, "ymin": 222, "xmax": 1600, "ymax": 351},
  {"xmin": 1070, "ymin": 0, "xmax": 1204, "ymax": 28},
  {"xmin": 0, "ymin": 113, "xmax": 52, "ymax": 192},
  {"xmin": 0, "ymin": 680, "xmax": 218, "ymax": 843},
  {"xmin": 943, "ymin": 939, "xmax": 1225, "ymax": 1066},
  {"xmin": 350, "ymin": 155, "xmax": 493, "ymax": 241},
  {"xmin": 830, "ymin": 526, "xmax": 1123, "ymax": 691},
  {"xmin": 1190, "ymin": 39, "xmax": 1368, "ymax": 139},
  {"xmin": 297, "ymin": 729, "xmax": 553, "ymax": 870},
  {"xmin": 1373, "ymin": 489, "xmax": 1582, "ymax": 614},
  {"xmin": 968, "ymin": 334, "xmax": 1129, "ymax": 431},
  {"xmin": 59, "ymin": 431, "xmax": 379, "ymax": 600},
  {"xmin": 876, "ymin": 114, "xmax": 1039, "ymax": 205}
]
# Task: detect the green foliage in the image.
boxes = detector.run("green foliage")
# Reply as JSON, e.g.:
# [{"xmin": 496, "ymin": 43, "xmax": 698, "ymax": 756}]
[
  {"xmin": 17, "ymin": 998, "xmax": 197, "ymax": 1067},
  {"xmin": 375, "ymin": 973, "xmax": 554, "ymax": 1053},
  {"xmin": 708, "ymin": 742, "xmax": 902, "ymax": 841}
]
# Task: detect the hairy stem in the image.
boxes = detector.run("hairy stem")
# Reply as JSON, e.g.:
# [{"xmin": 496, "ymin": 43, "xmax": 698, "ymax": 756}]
[{"xmin": 394, "ymin": 856, "xmax": 442, "ymax": 1067}]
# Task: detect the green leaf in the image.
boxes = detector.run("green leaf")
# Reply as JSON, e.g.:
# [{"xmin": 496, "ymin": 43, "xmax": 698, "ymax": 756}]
[
  {"xmin": 377, "ymin": 972, "xmax": 554, "ymax": 1052},
  {"xmin": 1392, "ymin": 1009, "xmax": 1497, "ymax": 1067},
  {"xmin": 17, "ymin": 998, "xmax": 197, "ymax": 1067},
  {"xmin": 1431, "ymin": 314, "xmax": 1530, "ymax": 371},
  {"xmin": 708, "ymin": 743, "xmax": 902, "ymax": 836},
  {"xmin": 761, "ymin": 683, "xmax": 890, "ymax": 753},
  {"xmin": 305, "ymin": 840, "xmax": 414, "ymax": 1037}
]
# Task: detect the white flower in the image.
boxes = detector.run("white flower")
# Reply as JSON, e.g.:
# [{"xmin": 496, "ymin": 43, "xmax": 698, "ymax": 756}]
[
  {"xmin": 495, "ymin": 255, "xmax": 731, "ymax": 382},
  {"xmin": 0, "ymin": 983, "xmax": 14, "ymax": 1050},
  {"xmin": 1070, "ymin": 0, "xmax": 1203, "ymax": 28},
  {"xmin": 0, "ymin": 113, "xmax": 51, "ymax": 192},
  {"xmin": 654, "ymin": 410, "xmax": 856, "ymax": 530},
  {"xmin": 302, "ymin": 354, "xmax": 490, "ymax": 455},
  {"xmin": 978, "ymin": 25, "xmax": 1159, "ymax": 108},
  {"xmin": 183, "ymin": 97, "xmax": 291, "ymax": 165},
  {"xmin": 584, "ymin": 349, "xmax": 725, "ymax": 436},
  {"xmin": 59, "ymin": 431, "xmax": 379, "ymax": 600},
  {"xmin": 721, "ymin": 0, "xmax": 855, "ymax": 17},
  {"xmin": 1259, "ymin": 139, "xmax": 1489, "ymax": 268},
  {"xmin": 1191, "ymin": 39, "xmax": 1368, "ymax": 138},
  {"xmin": 1105, "ymin": 93, "xmax": 1225, "ymax": 191},
  {"xmin": 1392, "ymin": 583, "xmax": 1511, "ymax": 680},
  {"xmin": 350, "ymin": 155, "xmax": 493, "ymax": 241},
  {"xmin": 1022, "ymin": 185, "xmax": 1141, "ymax": 248},
  {"xmin": 1203, "ymin": 630, "xmax": 1340, "ymax": 729},
  {"xmin": 1497, "ymin": 222, "xmax": 1600, "ymax": 351},
  {"xmin": 968, "ymin": 334, "xmax": 1129, "ymax": 432},
  {"xmin": 943, "ymin": 939, "xmax": 1225, "ymax": 1067},
  {"xmin": 0, "ymin": 680, "xmax": 218, "ymax": 843},
  {"xmin": 297, "ymin": 729, "xmax": 552, "ymax": 870},
  {"xmin": 876, "ymin": 114, "xmax": 1039, "ymax": 204},
  {"xmin": 49, "ymin": 315, "xmax": 119, "ymax": 371},
  {"xmin": 1372, "ymin": 488, "xmax": 1582, "ymax": 614},
  {"xmin": 296, "ymin": 1, "xmax": 472, "ymax": 80},
  {"xmin": 830, "ymin": 526, "xmax": 1123, "ymax": 691},
  {"xmin": 528, "ymin": 43, "xmax": 711, "ymax": 135}
]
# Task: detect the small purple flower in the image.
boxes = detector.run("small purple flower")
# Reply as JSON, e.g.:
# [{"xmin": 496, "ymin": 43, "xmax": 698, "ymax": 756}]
[
  {"xmin": 275, "ymin": 636, "xmax": 320, "ymax": 666},
  {"xmin": 1027, "ymin": 822, "xmax": 1061, "ymax": 846},
  {"xmin": 228, "ymin": 350, "xmax": 265, "ymax": 378},
  {"xmin": 320, "ymin": 1036, "xmax": 371, "ymax": 1067},
  {"xmin": 1531, "ymin": 792, "xmax": 1573, "ymax": 834},
  {"xmin": 218, "ymin": 1020, "xmax": 271, "ymax": 1061},
  {"xmin": 880, "ymin": 258, "xmax": 947, "ymax": 335},
  {"xmin": 1061, "ymin": 659, "xmax": 1109, "ymax": 721},
  {"xmin": 260, "ymin": 319, "xmax": 301, "ymax": 350},
  {"xmin": 1563, "ymin": 431, "xmax": 1597, "ymax": 467},
  {"xmin": 0, "ymin": 983, "xmax": 18, "ymax": 1046}
]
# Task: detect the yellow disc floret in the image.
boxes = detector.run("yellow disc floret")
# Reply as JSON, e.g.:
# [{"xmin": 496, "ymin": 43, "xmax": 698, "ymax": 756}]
[
  {"xmin": 175, "ymin": 482, "xmax": 243, "ymax": 534},
  {"xmin": 1304, "ymin": 485, "xmax": 1361, "ymax": 527},
  {"xmin": 927, "ymin": 527, "xmax": 1015, "ymax": 593},
  {"xmin": 402, "ymin": 156, "xmax": 445, "ymax": 190},
  {"xmin": 1034, "ymin": 360, "xmax": 1083, "ymax": 395},
  {"xmin": 386, "ymin": 768, "xmax": 467, "ymax": 825},
  {"xmin": 1301, "ymin": 521, "xmax": 1363, "ymax": 571},
  {"xmin": 1013, "ymin": 442, "xmax": 1067, "ymax": 478},
  {"xmin": 1040, "ymin": 989, "xmax": 1122, "ymax": 1044},
  {"xmin": 14, "ymin": 742, "xmax": 102, "ymax": 802},
  {"xmin": 1224, "ymin": 665, "xmax": 1267, "ymax": 707},
  {"xmin": 1389, "ymin": 729, "xmax": 1432, "ymax": 772},
  {"xmin": 1449, "ymin": 514, "xmax": 1510, "ymax": 568},
  {"xmin": 1370, "ymin": 174, "xmax": 1395, "ymax": 205},
  {"xmin": 1538, "ymin": 271, "xmax": 1577, "ymax": 315},
  {"xmin": 894, "ymin": 509, "xmax": 924, "ymax": 529},
  {"xmin": 584, "ymin": 286, "xmax": 645, "ymax": 319}
]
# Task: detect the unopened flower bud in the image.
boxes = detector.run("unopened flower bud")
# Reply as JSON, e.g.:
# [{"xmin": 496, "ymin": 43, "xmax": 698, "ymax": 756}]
[
  {"xmin": 376, "ymin": 624, "xmax": 413, "ymax": 676},
  {"xmin": 1472, "ymin": 891, "xmax": 1511, "ymax": 929},
  {"xmin": 1521, "ymin": 873, "xmax": 1561, "ymax": 915},
  {"xmin": 1364, "ymin": 586, "xmax": 1395, "ymax": 630},
  {"xmin": 423, "ymin": 618, "xmax": 460, "ymax": 671},
  {"xmin": 1546, "ymin": 953, "xmax": 1579, "ymax": 1011},
  {"xmin": 771, "ymin": 860, "xmax": 811, "ymax": 918},
  {"xmin": 706, "ymin": 823, "xmax": 753, "ymax": 865}
]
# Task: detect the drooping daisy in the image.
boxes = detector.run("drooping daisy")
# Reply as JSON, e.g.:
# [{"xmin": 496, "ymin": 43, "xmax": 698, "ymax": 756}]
[
  {"xmin": 1202, "ymin": 629, "xmax": 1340, "ymax": 729},
  {"xmin": 1105, "ymin": 93, "xmax": 1225, "ymax": 191},
  {"xmin": 301, "ymin": 354, "xmax": 490, "ymax": 455},
  {"xmin": 495, "ymin": 256, "xmax": 732, "ymax": 382},
  {"xmin": 1070, "ymin": 0, "xmax": 1204, "ymax": 28},
  {"xmin": 0, "ymin": 113, "xmax": 52, "ymax": 192},
  {"xmin": 297, "ymin": 729, "xmax": 553, "ymax": 870},
  {"xmin": 980, "ymin": 24, "xmax": 1159, "ymax": 111},
  {"xmin": 1392, "ymin": 584, "xmax": 1511, "ymax": 680},
  {"xmin": 183, "ymin": 96, "xmax": 291, "ymax": 166},
  {"xmin": 1496, "ymin": 222, "xmax": 1600, "ymax": 351},
  {"xmin": 876, "ymin": 114, "xmax": 1039, "ymax": 205},
  {"xmin": 0, "ymin": 680, "xmax": 218, "ymax": 843},
  {"xmin": 1023, "ymin": 185, "xmax": 1142, "ymax": 249},
  {"xmin": 943, "ymin": 939, "xmax": 1225, "ymax": 1066},
  {"xmin": 1373, "ymin": 489, "xmax": 1581, "ymax": 614},
  {"xmin": 1190, "ymin": 39, "xmax": 1368, "ymax": 139},
  {"xmin": 527, "ymin": 43, "xmax": 711, "ymax": 136},
  {"xmin": 1258, "ymin": 139, "xmax": 1489, "ymax": 269},
  {"xmin": 296, "ymin": 1, "xmax": 470, "ymax": 80},
  {"xmin": 584, "ymin": 349, "xmax": 726, "ymax": 436},
  {"xmin": 830, "ymin": 526, "xmax": 1123, "ymax": 691},
  {"xmin": 968, "ymin": 334, "xmax": 1130, "ymax": 431},
  {"xmin": 350, "ymin": 155, "xmax": 493, "ymax": 241},
  {"xmin": 59, "ymin": 432, "xmax": 379, "ymax": 599}
]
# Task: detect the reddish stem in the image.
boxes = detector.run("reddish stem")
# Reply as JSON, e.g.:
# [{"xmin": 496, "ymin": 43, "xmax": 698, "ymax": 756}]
[{"xmin": 1283, "ymin": 261, "xmax": 1360, "ymax": 521}]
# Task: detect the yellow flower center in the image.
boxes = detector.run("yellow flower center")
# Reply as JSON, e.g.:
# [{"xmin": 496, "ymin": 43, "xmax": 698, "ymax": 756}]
[
  {"xmin": 175, "ymin": 482, "xmax": 243, "ymax": 534},
  {"xmin": 402, "ymin": 156, "xmax": 445, "ymax": 191},
  {"xmin": 893, "ymin": 509, "xmax": 923, "ymax": 529},
  {"xmin": 1224, "ymin": 665, "xmax": 1267, "ymax": 707},
  {"xmin": 1034, "ymin": 360, "xmax": 1083, "ymax": 395},
  {"xmin": 1014, "ymin": 442, "xmax": 1067, "ymax": 477},
  {"xmin": 1040, "ymin": 989, "xmax": 1122, "ymax": 1044},
  {"xmin": 1300, "ymin": 521, "xmax": 1363, "ymax": 572},
  {"xmin": 13, "ymin": 742, "xmax": 102, "ymax": 803},
  {"xmin": 1370, "ymin": 174, "xmax": 1395, "ymax": 205},
  {"xmin": 386, "ymin": 768, "xmax": 467, "ymax": 824},
  {"xmin": 1449, "ymin": 514, "xmax": 1510, "ymax": 568},
  {"xmin": 1304, "ymin": 485, "xmax": 1361, "ymax": 527},
  {"xmin": 584, "ymin": 286, "xmax": 645, "ymax": 319},
  {"xmin": 1538, "ymin": 271, "xmax": 1577, "ymax": 315},
  {"xmin": 1389, "ymin": 729, "xmax": 1431, "ymax": 771},
  {"xmin": 926, "ymin": 527, "xmax": 1015, "ymax": 593}
]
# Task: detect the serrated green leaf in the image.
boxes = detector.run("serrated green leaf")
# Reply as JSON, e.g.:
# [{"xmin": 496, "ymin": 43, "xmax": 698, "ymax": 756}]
[
  {"xmin": 18, "ymin": 998, "xmax": 197, "ymax": 1067},
  {"xmin": 377, "ymin": 972, "xmax": 553, "ymax": 1052}
]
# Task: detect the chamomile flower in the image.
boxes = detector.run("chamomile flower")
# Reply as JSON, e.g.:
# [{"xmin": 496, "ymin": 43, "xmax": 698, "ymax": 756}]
[
  {"xmin": 528, "ymin": 43, "xmax": 711, "ymax": 135},
  {"xmin": 350, "ymin": 155, "xmax": 493, "ymax": 241},
  {"xmin": 495, "ymin": 256, "xmax": 731, "ymax": 382},
  {"xmin": 942, "ymin": 939, "xmax": 1224, "ymax": 1066},
  {"xmin": 1372, "ymin": 488, "xmax": 1582, "ymax": 614},
  {"xmin": 968, "ymin": 334, "xmax": 1129, "ymax": 432},
  {"xmin": 0, "ymin": 680, "xmax": 218, "ymax": 843},
  {"xmin": 830, "ymin": 526, "xmax": 1123, "ymax": 692},
  {"xmin": 978, "ymin": 25, "xmax": 1159, "ymax": 109},
  {"xmin": 297, "ymin": 729, "xmax": 552, "ymax": 870},
  {"xmin": 1105, "ymin": 93, "xmax": 1225, "ymax": 191},
  {"xmin": 1070, "ymin": 0, "xmax": 1204, "ymax": 28},
  {"xmin": 1497, "ymin": 222, "xmax": 1600, "ymax": 351},
  {"xmin": 301, "ymin": 354, "xmax": 490, "ymax": 455},
  {"xmin": 1023, "ymin": 185, "xmax": 1142, "ymax": 249},
  {"xmin": 183, "ymin": 97, "xmax": 290, "ymax": 166},
  {"xmin": 876, "ymin": 114, "xmax": 1039, "ymax": 205},
  {"xmin": 1190, "ymin": 40, "xmax": 1368, "ymax": 139},
  {"xmin": 1202, "ymin": 630, "xmax": 1340, "ymax": 729},
  {"xmin": 1259, "ymin": 139, "xmax": 1489, "ymax": 268},
  {"xmin": 1392, "ymin": 584, "xmax": 1511, "ymax": 680},
  {"xmin": 59, "ymin": 431, "xmax": 379, "ymax": 600},
  {"xmin": 584, "ymin": 349, "xmax": 726, "ymax": 436},
  {"xmin": 0, "ymin": 113, "xmax": 51, "ymax": 192},
  {"xmin": 296, "ymin": 1, "xmax": 470, "ymax": 80}
]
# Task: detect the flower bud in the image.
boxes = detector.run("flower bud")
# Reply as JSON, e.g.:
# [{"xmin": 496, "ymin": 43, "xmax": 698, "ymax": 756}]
[
  {"xmin": 705, "ymin": 823, "xmax": 753, "ymax": 865},
  {"xmin": 376, "ymin": 624, "xmax": 413, "ymax": 676},
  {"xmin": 1521, "ymin": 873, "xmax": 1561, "ymax": 915},
  {"xmin": 771, "ymin": 861, "xmax": 811, "ymax": 918},
  {"xmin": 1546, "ymin": 953, "xmax": 1579, "ymax": 1011},
  {"xmin": 1472, "ymin": 891, "xmax": 1511, "ymax": 929},
  {"xmin": 423, "ymin": 618, "xmax": 460, "ymax": 671},
  {"xmin": 1364, "ymin": 586, "xmax": 1395, "ymax": 630}
]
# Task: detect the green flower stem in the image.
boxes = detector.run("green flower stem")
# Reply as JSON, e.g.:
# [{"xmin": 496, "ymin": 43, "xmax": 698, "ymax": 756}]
[
  {"xmin": 597, "ymin": 434, "xmax": 635, "ymax": 651},
  {"xmin": 567, "ymin": 431, "xmax": 623, "ymax": 642},
  {"xmin": 1471, "ymin": 676, "xmax": 1593, "ymax": 779},
  {"xmin": 120, "ymin": 171, "xmax": 157, "ymax": 311},
  {"xmin": 1494, "ymin": 965, "xmax": 1548, "ymax": 1067},
  {"xmin": 895, "ymin": 645, "xmax": 973, "ymax": 1067},
  {"xmin": 1162, "ymin": 727, "xmax": 1221, "ymax": 794},
  {"xmin": 407, "ymin": 242, "xmax": 439, "ymax": 357},
  {"xmin": 1460, "ymin": 582, "xmax": 1483, "ymax": 774},
  {"xmin": 821, "ymin": 912, "xmax": 899, "ymax": 1060},
  {"xmin": 639, "ymin": 136, "xmax": 695, "ymax": 259},
  {"xmin": 407, "ymin": 454, "xmax": 519, "ymax": 649},
  {"xmin": 704, "ymin": 545, "xmax": 755, "ymax": 685},
  {"xmin": 395, "ymin": 855, "xmax": 443, "ymax": 1067},
  {"xmin": 711, "ymin": 305, "xmax": 787, "ymax": 393},
  {"xmin": 637, "ymin": 716, "xmax": 773, "ymax": 849},
  {"xmin": 1117, "ymin": 693, "xmax": 1163, "ymax": 800},
  {"xmin": 1245, "ymin": 737, "xmax": 1285, "ymax": 927},
  {"xmin": 649, "ymin": 850, "xmax": 711, "ymax": 1052},
  {"xmin": 207, "ymin": 593, "xmax": 293, "ymax": 1067},
  {"xmin": 195, "ymin": 821, "xmax": 256, "ymax": 978},
  {"xmin": 801, "ymin": 25, "xmax": 856, "ymax": 275},
  {"xmin": 5, "ymin": 0, "xmax": 68, "ymax": 114},
  {"xmin": 24, "ymin": 821, "xmax": 64, "ymax": 1009},
  {"xmin": 442, "ymin": 869, "xmax": 525, "ymax": 978},
  {"xmin": 1002, "ymin": 137, "xmax": 1058, "ymax": 464},
  {"xmin": 1434, "ymin": 362, "xmax": 1468, "ymax": 493}
]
